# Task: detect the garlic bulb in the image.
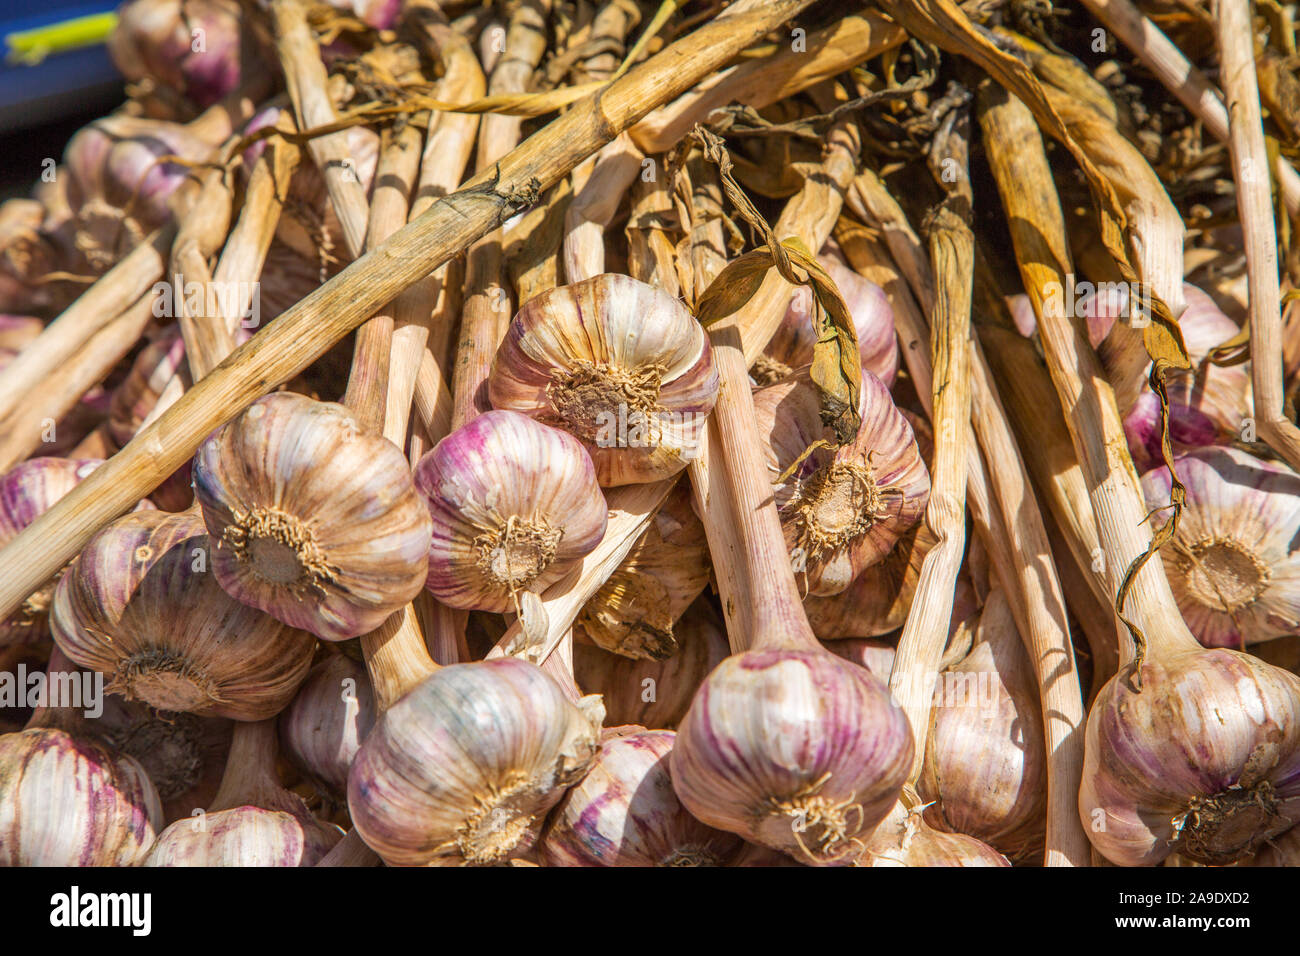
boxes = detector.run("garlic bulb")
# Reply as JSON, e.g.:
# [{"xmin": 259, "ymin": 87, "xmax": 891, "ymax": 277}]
[
  {"xmin": 193, "ymin": 391, "xmax": 433, "ymax": 641},
  {"xmin": 108, "ymin": 0, "xmax": 245, "ymax": 110},
  {"xmin": 1080, "ymin": 648, "xmax": 1300, "ymax": 865},
  {"xmin": 414, "ymin": 409, "xmax": 607, "ymax": 613},
  {"xmin": 540, "ymin": 729, "xmax": 744, "ymax": 866},
  {"xmin": 279, "ymin": 651, "xmax": 376, "ymax": 801},
  {"xmin": 573, "ymin": 597, "xmax": 729, "ymax": 730},
  {"xmin": 0, "ymin": 458, "xmax": 115, "ymax": 647},
  {"xmin": 860, "ymin": 799, "xmax": 1011, "ymax": 867},
  {"xmin": 755, "ymin": 252, "xmax": 897, "ymax": 388},
  {"xmin": 0, "ymin": 201, "xmax": 64, "ymax": 315},
  {"xmin": 0, "ymin": 314, "xmax": 42, "ymax": 352},
  {"xmin": 107, "ymin": 324, "xmax": 188, "ymax": 449},
  {"xmin": 917, "ymin": 588, "xmax": 1046, "ymax": 859},
  {"xmin": 0, "ymin": 727, "xmax": 162, "ymax": 865},
  {"xmin": 1123, "ymin": 284, "xmax": 1251, "ymax": 472},
  {"xmin": 144, "ymin": 719, "xmax": 342, "ymax": 866},
  {"xmin": 51, "ymin": 508, "xmax": 316, "ymax": 719},
  {"xmin": 576, "ymin": 482, "xmax": 709, "ymax": 660},
  {"xmin": 804, "ymin": 523, "xmax": 940, "ymax": 638},
  {"xmin": 488, "ymin": 273, "xmax": 719, "ymax": 486},
  {"xmin": 753, "ymin": 368, "xmax": 930, "ymax": 595},
  {"xmin": 1241, "ymin": 825, "xmax": 1300, "ymax": 865},
  {"xmin": 1141, "ymin": 446, "xmax": 1300, "ymax": 648},
  {"xmin": 348, "ymin": 658, "xmax": 603, "ymax": 866},
  {"xmin": 672, "ymin": 648, "xmax": 913, "ymax": 865},
  {"xmin": 99, "ymin": 696, "xmax": 233, "ymax": 824},
  {"xmin": 64, "ymin": 113, "xmax": 220, "ymax": 270}
]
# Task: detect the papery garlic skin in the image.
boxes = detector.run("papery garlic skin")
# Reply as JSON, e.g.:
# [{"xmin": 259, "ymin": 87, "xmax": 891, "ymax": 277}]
[
  {"xmin": 822, "ymin": 637, "xmax": 897, "ymax": 677},
  {"xmin": 757, "ymin": 254, "xmax": 898, "ymax": 388},
  {"xmin": 861, "ymin": 802, "xmax": 1010, "ymax": 867},
  {"xmin": 194, "ymin": 391, "xmax": 433, "ymax": 642},
  {"xmin": 0, "ymin": 458, "xmax": 106, "ymax": 647},
  {"xmin": 488, "ymin": 274, "xmax": 719, "ymax": 486},
  {"xmin": 1080, "ymin": 650, "xmax": 1300, "ymax": 866},
  {"xmin": 109, "ymin": 0, "xmax": 245, "ymax": 110},
  {"xmin": 917, "ymin": 589, "xmax": 1046, "ymax": 859},
  {"xmin": 540, "ymin": 729, "xmax": 743, "ymax": 866},
  {"xmin": 280, "ymin": 653, "xmax": 376, "ymax": 801},
  {"xmin": 0, "ymin": 728, "xmax": 162, "ymax": 865},
  {"xmin": 804, "ymin": 524, "xmax": 938, "ymax": 639},
  {"xmin": 573, "ymin": 599, "xmax": 729, "ymax": 730},
  {"xmin": 754, "ymin": 369, "xmax": 930, "ymax": 595},
  {"xmin": 1141, "ymin": 446, "xmax": 1300, "ymax": 648},
  {"xmin": 51, "ymin": 509, "xmax": 316, "ymax": 720},
  {"xmin": 577, "ymin": 482, "xmax": 709, "ymax": 660},
  {"xmin": 107, "ymin": 325, "xmax": 187, "ymax": 449},
  {"xmin": 143, "ymin": 806, "xmax": 342, "ymax": 866},
  {"xmin": 415, "ymin": 410, "xmax": 608, "ymax": 613},
  {"xmin": 671, "ymin": 649, "xmax": 913, "ymax": 865},
  {"xmin": 348, "ymin": 658, "xmax": 602, "ymax": 866}
]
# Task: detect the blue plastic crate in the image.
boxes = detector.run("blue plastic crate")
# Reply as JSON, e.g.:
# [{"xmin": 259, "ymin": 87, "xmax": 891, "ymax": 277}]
[{"xmin": 0, "ymin": 1, "xmax": 123, "ymax": 131}]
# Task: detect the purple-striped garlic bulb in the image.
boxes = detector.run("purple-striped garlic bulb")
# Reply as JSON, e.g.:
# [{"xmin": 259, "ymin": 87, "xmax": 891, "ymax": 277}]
[
  {"xmin": 573, "ymin": 598, "xmax": 729, "ymax": 730},
  {"xmin": 917, "ymin": 588, "xmax": 1046, "ymax": 860},
  {"xmin": 1080, "ymin": 647, "xmax": 1300, "ymax": 866},
  {"xmin": 108, "ymin": 0, "xmax": 245, "ymax": 111},
  {"xmin": 0, "ymin": 458, "xmax": 121, "ymax": 647},
  {"xmin": 752, "ymin": 368, "xmax": 930, "ymax": 595},
  {"xmin": 144, "ymin": 719, "xmax": 342, "ymax": 866},
  {"xmin": 99, "ymin": 696, "xmax": 233, "ymax": 825},
  {"xmin": 50, "ymin": 508, "xmax": 316, "ymax": 719},
  {"xmin": 540, "ymin": 729, "xmax": 744, "ymax": 866},
  {"xmin": 192, "ymin": 391, "xmax": 433, "ymax": 641},
  {"xmin": 63, "ymin": 113, "xmax": 221, "ymax": 271},
  {"xmin": 1141, "ymin": 446, "xmax": 1300, "ymax": 648},
  {"xmin": 488, "ymin": 274, "xmax": 719, "ymax": 486},
  {"xmin": 414, "ymin": 410, "xmax": 607, "ymax": 613},
  {"xmin": 348, "ymin": 658, "xmax": 603, "ymax": 866},
  {"xmin": 0, "ymin": 727, "xmax": 162, "ymax": 865},
  {"xmin": 1123, "ymin": 283, "xmax": 1251, "ymax": 471},
  {"xmin": 671, "ymin": 646, "xmax": 914, "ymax": 865},
  {"xmin": 279, "ymin": 651, "xmax": 376, "ymax": 802},
  {"xmin": 755, "ymin": 252, "xmax": 898, "ymax": 388},
  {"xmin": 107, "ymin": 324, "xmax": 188, "ymax": 448},
  {"xmin": 576, "ymin": 481, "xmax": 709, "ymax": 660}
]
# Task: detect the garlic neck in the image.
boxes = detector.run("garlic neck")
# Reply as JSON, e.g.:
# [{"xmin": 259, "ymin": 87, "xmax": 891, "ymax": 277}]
[
  {"xmin": 361, "ymin": 604, "xmax": 439, "ymax": 711},
  {"xmin": 211, "ymin": 718, "xmax": 297, "ymax": 813}
]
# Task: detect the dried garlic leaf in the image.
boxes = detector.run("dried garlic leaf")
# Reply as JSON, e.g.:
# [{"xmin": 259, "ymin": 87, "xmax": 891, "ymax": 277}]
[{"xmin": 694, "ymin": 250, "xmax": 775, "ymax": 327}]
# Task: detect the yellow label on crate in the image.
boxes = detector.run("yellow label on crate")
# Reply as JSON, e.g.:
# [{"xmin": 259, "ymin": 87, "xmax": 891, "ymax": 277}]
[{"xmin": 5, "ymin": 12, "xmax": 118, "ymax": 66}]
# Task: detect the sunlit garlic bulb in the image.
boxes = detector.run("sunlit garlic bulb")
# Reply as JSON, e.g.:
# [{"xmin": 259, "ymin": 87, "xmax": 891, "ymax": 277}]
[
  {"xmin": 348, "ymin": 658, "xmax": 603, "ymax": 866},
  {"xmin": 671, "ymin": 649, "xmax": 913, "ymax": 865},
  {"xmin": 279, "ymin": 651, "xmax": 376, "ymax": 802},
  {"xmin": 755, "ymin": 252, "xmax": 898, "ymax": 387},
  {"xmin": 0, "ymin": 458, "xmax": 131, "ymax": 647},
  {"xmin": 488, "ymin": 273, "xmax": 719, "ymax": 486},
  {"xmin": 917, "ymin": 588, "xmax": 1046, "ymax": 859},
  {"xmin": 573, "ymin": 598, "xmax": 729, "ymax": 729},
  {"xmin": 107, "ymin": 324, "xmax": 187, "ymax": 449},
  {"xmin": 108, "ymin": 0, "xmax": 245, "ymax": 110},
  {"xmin": 752, "ymin": 368, "xmax": 930, "ymax": 595},
  {"xmin": 99, "ymin": 696, "xmax": 233, "ymax": 824},
  {"xmin": 51, "ymin": 508, "xmax": 316, "ymax": 719},
  {"xmin": 193, "ymin": 391, "xmax": 433, "ymax": 641},
  {"xmin": 1124, "ymin": 283, "xmax": 1251, "ymax": 471},
  {"xmin": 540, "ymin": 729, "xmax": 744, "ymax": 866},
  {"xmin": 0, "ymin": 727, "xmax": 162, "ymax": 865},
  {"xmin": 1141, "ymin": 446, "xmax": 1300, "ymax": 648},
  {"xmin": 804, "ymin": 523, "xmax": 939, "ymax": 638},
  {"xmin": 1080, "ymin": 649, "xmax": 1300, "ymax": 865},
  {"xmin": 144, "ymin": 719, "xmax": 342, "ymax": 866},
  {"xmin": 577, "ymin": 482, "xmax": 709, "ymax": 660},
  {"xmin": 414, "ymin": 410, "xmax": 607, "ymax": 613},
  {"xmin": 860, "ymin": 799, "xmax": 1011, "ymax": 867}
]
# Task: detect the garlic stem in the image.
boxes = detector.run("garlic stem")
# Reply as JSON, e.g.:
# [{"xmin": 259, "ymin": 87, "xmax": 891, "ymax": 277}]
[
  {"xmin": 210, "ymin": 718, "xmax": 289, "ymax": 812},
  {"xmin": 316, "ymin": 828, "xmax": 381, "ymax": 867},
  {"xmin": 1215, "ymin": 0, "xmax": 1300, "ymax": 475}
]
